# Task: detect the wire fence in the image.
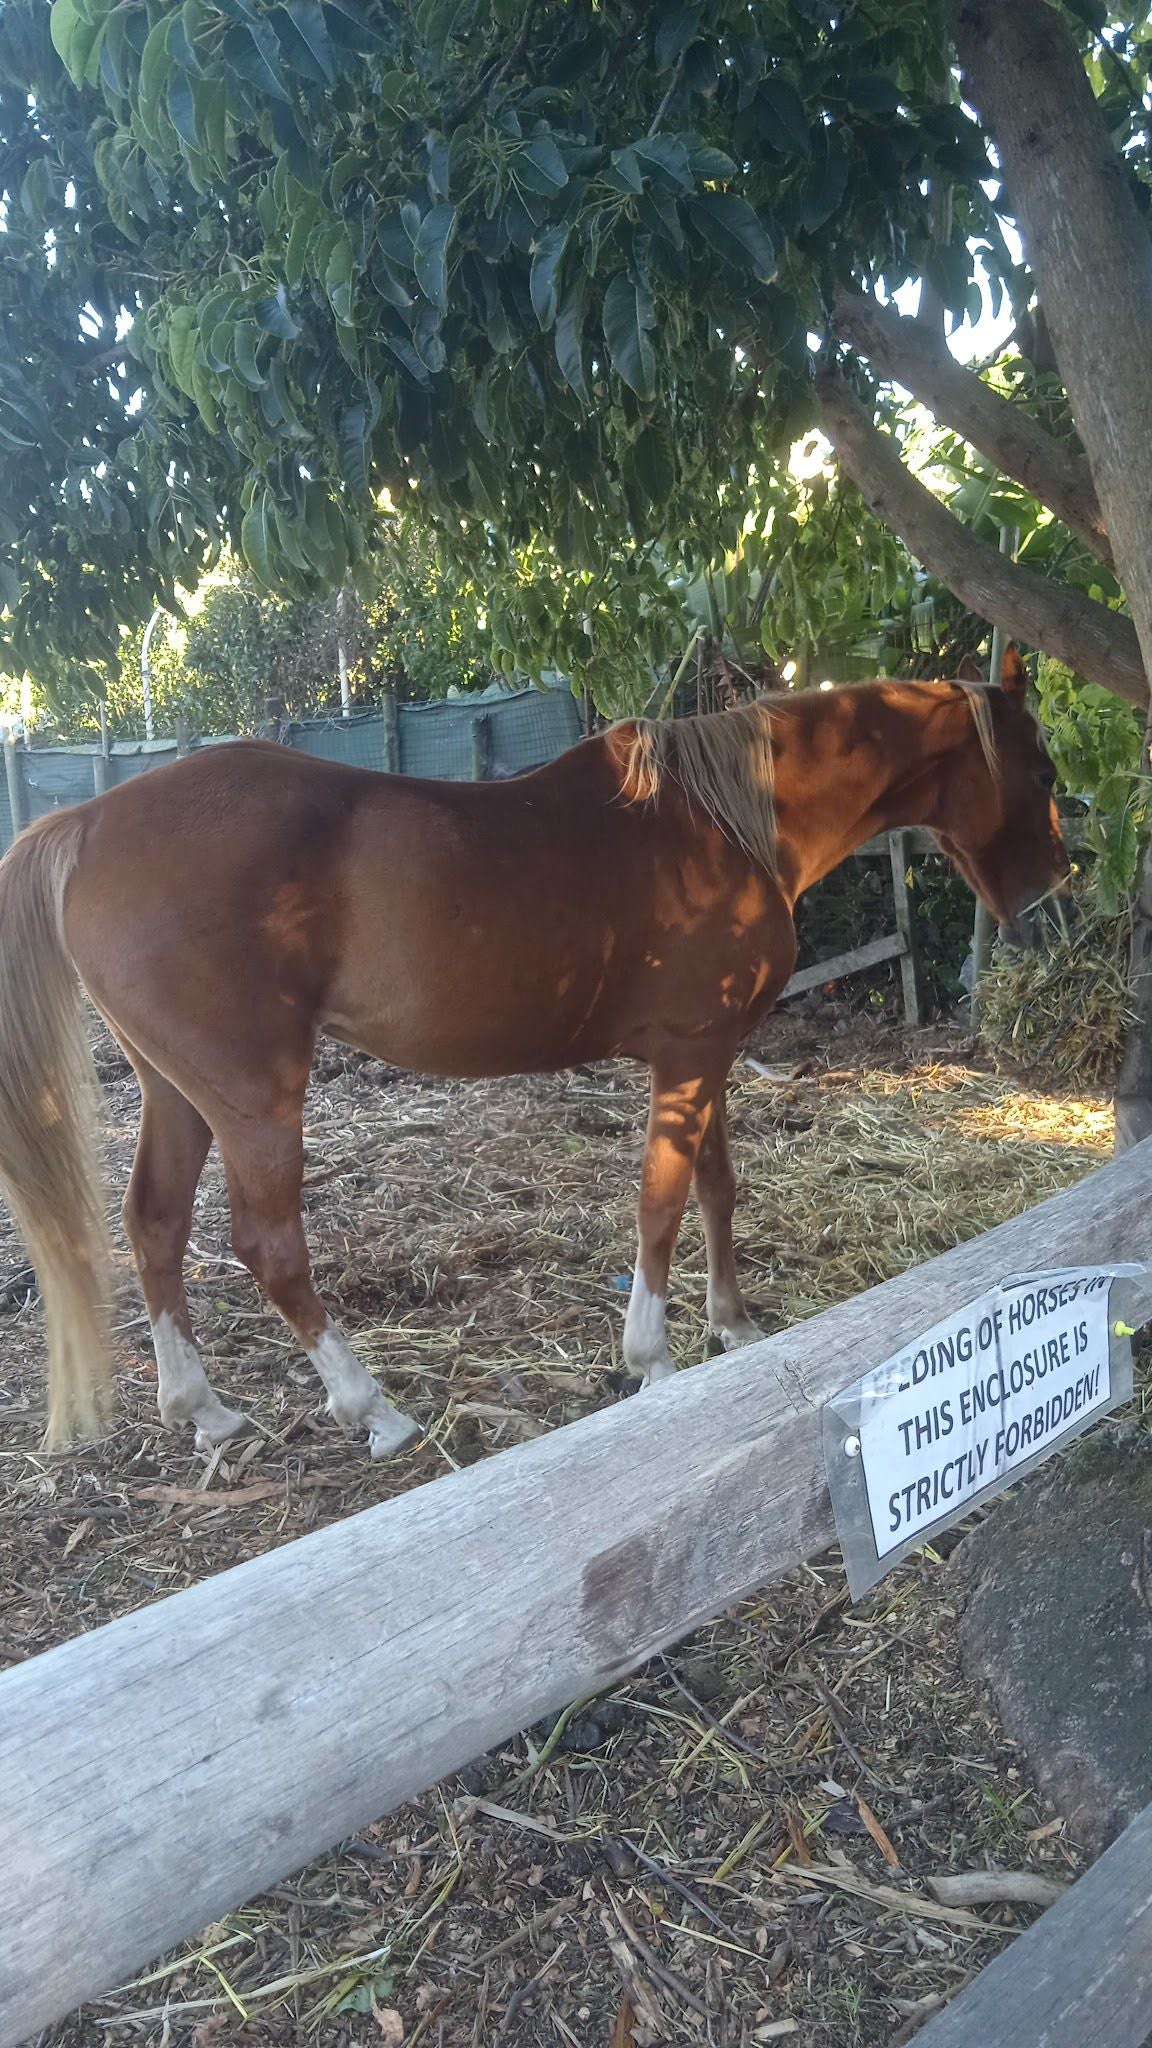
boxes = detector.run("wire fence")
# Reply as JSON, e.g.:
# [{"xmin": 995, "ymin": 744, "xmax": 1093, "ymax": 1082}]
[{"xmin": 0, "ymin": 686, "xmax": 584, "ymax": 858}]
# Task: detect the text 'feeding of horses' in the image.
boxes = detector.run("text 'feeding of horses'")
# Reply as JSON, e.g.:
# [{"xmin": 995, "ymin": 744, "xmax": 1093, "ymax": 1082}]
[{"xmin": 823, "ymin": 1267, "xmax": 1147, "ymax": 1599}]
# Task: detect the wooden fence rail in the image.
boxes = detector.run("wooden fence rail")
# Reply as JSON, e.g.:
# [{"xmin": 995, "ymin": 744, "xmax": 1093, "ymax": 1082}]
[
  {"xmin": 3, "ymin": 1137, "xmax": 1152, "ymax": 2044},
  {"xmin": 912, "ymin": 1797, "xmax": 1152, "ymax": 2048}
]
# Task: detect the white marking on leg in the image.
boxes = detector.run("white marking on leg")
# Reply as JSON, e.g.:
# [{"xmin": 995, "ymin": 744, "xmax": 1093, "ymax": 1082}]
[
  {"xmin": 623, "ymin": 1270, "xmax": 675, "ymax": 1390},
  {"xmin": 306, "ymin": 1319, "xmax": 421, "ymax": 1459},
  {"xmin": 710, "ymin": 1314, "xmax": 766, "ymax": 1354},
  {"xmin": 153, "ymin": 1312, "xmax": 245, "ymax": 1450}
]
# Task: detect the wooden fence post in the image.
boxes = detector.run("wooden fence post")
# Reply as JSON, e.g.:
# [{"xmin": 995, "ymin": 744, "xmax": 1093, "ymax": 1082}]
[
  {"xmin": 888, "ymin": 828, "xmax": 923, "ymax": 1028},
  {"xmin": 912, "ymin": 1797, "xmax": 1152, "ymax": 2048},
  {"xmin": 381, "ymin": 687, "xmax": 401, "ymax": 772},
  {"xmin": 969, "ymin": 525, "xmax": 1020, "ymax": 1031},
  {"xmin": 471, "ymin": 709, "xmax": 492, "ymax": 781}
]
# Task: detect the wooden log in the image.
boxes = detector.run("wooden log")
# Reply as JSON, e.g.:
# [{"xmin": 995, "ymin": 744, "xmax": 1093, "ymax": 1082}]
[
  {"xmin": 780, "ymin": 929, "xmax": 907, "ymax": 1000},
  {"xmin": 912, "ymin": 1799, "xmax": 1152, "ymax": 2048},
  {"xmin": 3, "ymin": 1138, "xmax": 1152, "ymax": 2044}
]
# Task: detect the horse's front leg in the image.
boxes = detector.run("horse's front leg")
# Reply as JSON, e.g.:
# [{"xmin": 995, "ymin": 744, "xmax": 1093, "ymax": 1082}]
[
  {"xmin": 624, "ymin": 1051, "xmax": 730, "ymax": 1390},
  {"xmin": 694, "ymin": 1090, "xmax": 764, "ymax": 1353}
]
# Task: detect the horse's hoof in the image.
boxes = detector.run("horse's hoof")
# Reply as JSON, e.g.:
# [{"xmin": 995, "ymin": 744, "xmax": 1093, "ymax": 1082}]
[
  {"xmin": 192, "ymin": 1404, "xmax": 247, "ymax": 1451},
  {"xmin": 636, "ymin": 1365, "xmax": 677, "ymax": 1392},
  {"xmin": 713, "ymin": 1320, "xmax": 765, "ymax": 1354},
  {"xmin": 367, "ymin": 1410, "xmax": 423, "ymax": 1460}
]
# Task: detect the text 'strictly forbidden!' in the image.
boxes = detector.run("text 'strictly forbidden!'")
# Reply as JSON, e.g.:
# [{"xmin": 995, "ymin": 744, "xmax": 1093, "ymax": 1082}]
[{"xmin": 823, "ymin": 1266, "xmax": 1147, "ymax": 1599}]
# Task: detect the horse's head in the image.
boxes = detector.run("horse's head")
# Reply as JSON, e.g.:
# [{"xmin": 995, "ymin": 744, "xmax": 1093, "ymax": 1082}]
[{"xmin": 931, "ymin": 647, "xmax": 1071, "ymax": 947}]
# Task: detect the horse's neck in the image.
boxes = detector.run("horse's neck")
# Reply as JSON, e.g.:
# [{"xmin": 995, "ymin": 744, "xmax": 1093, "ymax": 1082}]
[{"xmin": 774, "ymin": 683, "xmax": 966, "ymax": 898}]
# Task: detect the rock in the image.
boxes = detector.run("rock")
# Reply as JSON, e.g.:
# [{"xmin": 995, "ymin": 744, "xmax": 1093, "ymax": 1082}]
[{"xmin": 956, "ymin": 1425, "xmax": 1152, "ymax": 1855}]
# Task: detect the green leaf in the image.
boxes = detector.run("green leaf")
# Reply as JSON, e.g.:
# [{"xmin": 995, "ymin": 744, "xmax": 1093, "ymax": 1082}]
[
  {"xmin": 687, "ymin": 192, "xmax": 775, "ymax": 281},
  {"xmin": 688, "ymin": 142, "xmax": 738, "ymax": 183},
  {"xmin": 275, "ymin": 0, "xmax": 336, "ymax": 83},
  {"xmin": 168, "ymin": 66, "xmax": 200, "ymax": 152},
  {"xmin": 255, "ymin": 285, "xmax": 301, "ymax": 339},
  {"xmin": 324, "ymin": 1, "xmax": 387, "ymax": 53},
  {"xmin": 602, "ymin": 272, "xmax": 656, "ymax": 402},
  {"xmin": 50, "ymin": 0, "xmax": 102, "ymax": 85},
  {"xmin": 513, "ymin": 134, "xmax": 569, "ymax": 197},
  {"xmin": 629, "ymin": 421, "xmax": 674, "ymax": 505},
  {"xmin": 285, "ymin": 195, "xmax": 320, "ymax": 284},
  {"xmin": 555, "ymin": 274, "xmax": 590, "ymax": 403},
  {"xmin": 843, "ymin": 71, "xmax": 900, "ymax": 114},
  {"xmin": 605, "ymin": 146, "xmax": 644, "ymax": 195},
  {"xmin": 413, "ymin": 202, "xmax": 456, "ymax": 312},
  {"xmin": 529, "ymin": 224, "xmax": 568, "ymax": 331},
  {"xmin": 241, "ymin": 491, "xmax": 278, "ymax": 587},
  {"xmin": 0, "ymin": 559, "xmax": 22, "ymax": 613},
  {"xmin": 324, "ymin": 232, "xmax": 356, "ymax": 326},
  {"xmin": 20, "ymin": 157, "xmax": 55, "ymax": 224},
  {"xmin": 223, "ymin": 20, "xmax": 291, "ymax": 103},
  {"xmin": 265, "ymin": 356, "xmax": 309, "ymax": 437},
  {"xmin": 167, "ymin": 304, "xmax": 200, "ymax": 395},
  {"xmin": 760, "ymin": 76, "xmax": 811, "ymax": 155},
  {"xmin": 340, "ymin": 401, "xmax": 370, "ymax": 494},
  {"xmin": 137, "ymin": 13, "xmax": 176, "ymax": 141},
  {"xmin": 655, "ymin": 5, "xmax": 700, "ymax": 70},
  {"xmin": 633, "ymin": 135, "xmax": 694, "ymax": 192},
  {"xmin": 231, "ymin": 322, "xmax": 265, "ymax": 390}
]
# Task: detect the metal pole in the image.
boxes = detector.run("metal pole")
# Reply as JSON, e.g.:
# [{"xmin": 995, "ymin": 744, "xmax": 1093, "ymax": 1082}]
[
  {"xmin": 139, "ymin": 607, "xmax": 162, "ymax": 742},
  {"xmin": 336, "ymin": 586, "xmax": 351, "ymax": 719},
  {"xmin": 3, "ymin": 734, "xmax": 24, "ymax": 843}
]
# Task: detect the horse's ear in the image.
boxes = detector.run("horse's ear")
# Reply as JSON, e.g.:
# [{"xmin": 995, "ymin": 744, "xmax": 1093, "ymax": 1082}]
[
  {"xmin": 954, "ymin": 653, "xmax": 984, "ymax": 682},
  {"xmin": 1000, "ymin": 644, "xmax": 1028, "ymax": 696}
]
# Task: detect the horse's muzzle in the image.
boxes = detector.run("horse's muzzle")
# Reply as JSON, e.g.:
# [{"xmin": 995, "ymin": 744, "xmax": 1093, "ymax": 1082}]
[
  {"xmin": 998, "ymin": 891, "xmax": 1078, "ymax": 952},
  {"xmin": 997, "ymin": 915, "xmax": 1041, "ymax": 951}
]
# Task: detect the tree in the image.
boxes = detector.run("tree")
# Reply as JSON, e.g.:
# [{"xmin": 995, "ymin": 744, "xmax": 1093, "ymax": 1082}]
[{"xmin": 0, "ymin": 1, "xmax": 1089, "ymax": 667}]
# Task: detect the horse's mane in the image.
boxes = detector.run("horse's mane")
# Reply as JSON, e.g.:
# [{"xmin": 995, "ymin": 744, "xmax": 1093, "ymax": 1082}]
[
  {"xmin": 619, "ymin": 697, "xmax": 782, "ymax": 875},
  {"xmin": 955, "ymin": 681, "xmax": 1001, "ymax": 778},
  {"xmin": 618, "ymin": 680, "xmax": 1001, "ymax": 876}
]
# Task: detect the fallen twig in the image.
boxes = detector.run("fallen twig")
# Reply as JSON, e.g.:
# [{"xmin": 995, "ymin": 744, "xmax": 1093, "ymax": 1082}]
[{"xmin": 925, "ymin": 1869, "xmax": 1068, "ymax": 1909}]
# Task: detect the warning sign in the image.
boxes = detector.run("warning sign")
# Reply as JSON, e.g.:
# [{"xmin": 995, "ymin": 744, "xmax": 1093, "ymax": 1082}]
[{"xmin": 824, "ymin": 1267, "xmax": 1141, "ymax": 1598}]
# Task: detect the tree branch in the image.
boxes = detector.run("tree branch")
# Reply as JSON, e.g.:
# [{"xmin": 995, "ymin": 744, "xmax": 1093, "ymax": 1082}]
[
  {"xmin": 951, "ymin": 0, "xmax": 1152, "ymax": 684},
  {"xmin": 815, "ymin": 370, "xmax": 1146, "ymax": 706},
  {"xmin": 830, "ymin": 286, "xmax": 1113, "ymax": 569}
]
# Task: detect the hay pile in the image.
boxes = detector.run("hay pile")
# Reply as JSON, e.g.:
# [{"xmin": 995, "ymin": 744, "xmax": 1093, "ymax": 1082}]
[{"xmin": 977, "ymin": 894, "xmax": 1132, "ymax": 1089}]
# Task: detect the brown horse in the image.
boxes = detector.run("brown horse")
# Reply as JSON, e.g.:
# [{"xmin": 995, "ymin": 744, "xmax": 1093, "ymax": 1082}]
[{"xmin": 0, "ymin": 649, "xmax": 1067, "ymax": 1454}]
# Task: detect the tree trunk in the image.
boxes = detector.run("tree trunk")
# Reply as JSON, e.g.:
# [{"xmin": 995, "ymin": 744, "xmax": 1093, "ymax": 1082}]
[
  {"xmin": 814, "ymin": 372, "xmax": 1145, "ymax": 705},
  {"xmin": 952, "ymin": 0, "xmax": 1152, "ymax": 1151},
  {"xmin": 831, "ymin": 287, "xmax": 1112, "ymax": 568}
]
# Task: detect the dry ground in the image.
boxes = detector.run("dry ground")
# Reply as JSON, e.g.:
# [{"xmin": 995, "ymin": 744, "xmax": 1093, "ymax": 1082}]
[{"xmin": 0, "ymin": 1011, "xmax": 1118, "ymax": 2048}]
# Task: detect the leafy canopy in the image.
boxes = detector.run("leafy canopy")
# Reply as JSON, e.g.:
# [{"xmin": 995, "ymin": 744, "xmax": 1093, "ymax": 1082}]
[{"xmin": 2, "ymin": 0, "xmax": 1005, "ymax": 696}]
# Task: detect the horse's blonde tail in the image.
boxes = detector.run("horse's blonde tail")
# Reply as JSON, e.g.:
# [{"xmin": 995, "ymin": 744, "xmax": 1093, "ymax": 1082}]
[{"xmin": 0, "ymin": 814, "xmax": 113, "ymax": 1445}]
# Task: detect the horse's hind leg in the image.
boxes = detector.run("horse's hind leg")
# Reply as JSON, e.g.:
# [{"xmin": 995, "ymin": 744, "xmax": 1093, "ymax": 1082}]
[
  {"xmin": 122, "ymin": 1055, "xmax": 246, "ymax": 1448},
  {"xmin": 694, "ymin": 1091, "xmax": 764, "ymax": 1353},
  {"xmin": 215, "ymin": 1112, "xmax": 420, "ymax": 1460},
  {"xmin": 625, "ymin": 1050, "xmax": 731, "ymax": 1389}
]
